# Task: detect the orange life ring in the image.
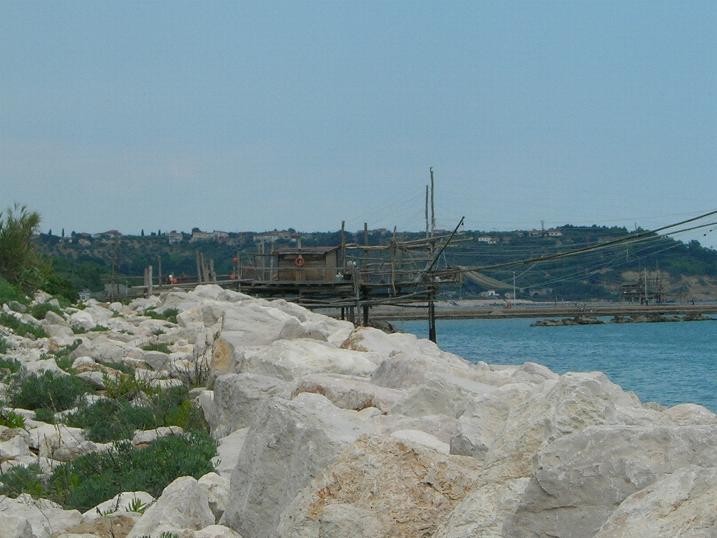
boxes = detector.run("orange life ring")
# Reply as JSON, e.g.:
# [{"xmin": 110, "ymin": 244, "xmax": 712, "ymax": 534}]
[{"xmin": 294, "ymin": 255, "xmax": 305, "ymax": 268}]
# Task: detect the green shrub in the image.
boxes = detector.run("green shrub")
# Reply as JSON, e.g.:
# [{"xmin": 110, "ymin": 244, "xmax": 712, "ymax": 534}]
[
  {"xmin": 102, "ymin": 360, "xmax": 135, "ymax": 375},
  {"xmin": 0, "ymin": 336, "xmax": 8, "ymax": 354},
  {"xmin": 34, "ymin": 407, "xmax": 56, "ymax": 424},
  {"xmin": 0, "ymin": 312, "xmax": 46, "ymax": 339},
  {"xmin": 144, "ymin": 308, "xmax": 179, "ymax": 324},
  {"xmin": 66, "ymin": 398, "xmax": 157, "ymax": 442},
  {"xmin": 0, "ymin": 277, "xmax": 26, "ymax": 306},
  {"xmin": 103, "ymin": 372, "xmax": 152, "ymax": 401},
  {"xmin": 0, "ymin": 356, "xmax": 20, "ymax": 380},
  {"xmin": 0, "ymin": 463, "xmax": 46, "ymax": 498},
  {"xmin": 0, "ymin": 410, "xmax": 26, "ymax": 429},
  {"xmin": 29, "ymin": 302, "xmax": 62, "ymax": 321},
  {"xmin": 48, "ymin": 432, "xmax": 216, "ymax": 511},
  {"xmin": 50, "ymin": 339, "xmax": 82, "ymax": 373},
  {"xmin": 9, "ymin": 371, "xmax": 93, "ymax": 411},
  {"xmin": 141, "ymin": 342, "xmax": 171, "ymax": 354},
  {"xmin": 67, "ymin": 385, "xmax": 208, "ymax": 442}
]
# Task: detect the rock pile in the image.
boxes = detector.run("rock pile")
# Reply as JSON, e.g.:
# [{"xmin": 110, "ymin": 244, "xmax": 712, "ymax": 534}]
[{"xmin": 0, "ymin": 284, "xmax": 715, "ymax": 537}]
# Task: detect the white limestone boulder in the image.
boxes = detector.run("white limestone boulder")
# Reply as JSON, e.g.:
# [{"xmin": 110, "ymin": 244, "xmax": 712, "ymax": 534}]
[
  {"xmin": 198, "ymin": 472, "xmax": 230, "ymax": 520},
  {"xmin": 141, "ymin": 350, "xmax": 172, "ymax": 371},
  {"xmin": 128, "ymin": 476, "xmax": 215, "ymax": 538},
  {"xmin": 236, "ymin": 339, "xmax": 380, "ymax": 382},
  {"xmin": 449, "ymin": 382, "xmax": 536, "ymax": 458},
  {"xmin": 69, "ymin": 310, "xmax": 96, "ymax": 331},
  {"xmin": 341, "ymin": 325, "xmax": 438, "ymax": 356},
  {"xmin": 390, "ymin": 379, "xmax": 485, "ymax": 419},
  {"xmin": 0, "ymin": 435, "xmax": 32, "ymax": 460},
  {"xmin": 76, "ymin": 370, "xmax": 106, "ymax": 388},
  {"xmin": 0, "ymin": 494, "xmax": 82, "ymax": 538},
  {"xmin": 212, "ymin": 428, "xmax": 248, "ymax": 479},
  {"xmin": 371, "ymin": 413, "xmax": 460, "ymax": 444},
  {"xmin": 594, "ymin": 465, "xmax": 717, "ymax": 537},
  {"xmin": 276, "ymin": 435, "xmax": 482, "ymax": 538},
  {"xmin": 221, "ymin": 393, "xmax": 374, "ymax": 538},
  {"xmin": 664, "ymin": 402, "xmax": 717, "ymax": 425},
  {"xmin": 70, "ymin": 335, "xmax": 143, "ymax": 364},
  {"xmin": 292, "ymin": 373, "xmax": 403, "ymax": 412},
  {"xmin": 44, "ymin": 324, "xmax": 76, "ymax": 340},
  {"xmin": 370, "ymin": 350, "xmax": 499, "ymax": 398},
  {"xmin": 132, "ymin": 426, "xmax": 184, "ymax": 447},
  {"xmin": 208, "ymin": 373, "xmax": 292, "ymax": 437},
  {"xmin": 26, "ymin": 423, "xmax": 91, "ymax": 460},
  {"xmin": 21, "ymin": 358, "xmax": 69, "ymax": 376},
  {"xmin": 82, "ymin": 491, "xmax": 155, "ymax": 520},
  {"xmin": 483, "ymin": 372, "xmax": 666, "ymax": 479},
  {"xmin": 434, "ymin": 477, "xmax": 531, "ymax": 538},
  {"xmin": 389, "ymin": 429, "xmax": 450, "ymax": 454},
  {"xmin": 192, "ymin": 525, "xmax": 244, "ymax": 537},
  {"xmin": 505, "ymin": 424, "xmax": 717, "ymax": 537}
]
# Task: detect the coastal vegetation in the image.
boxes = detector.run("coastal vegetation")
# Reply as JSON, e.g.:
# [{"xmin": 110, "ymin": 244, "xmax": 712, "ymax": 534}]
[{"xmin": 34, "ymin": 224, "xmax": 717, "ymax": 301}]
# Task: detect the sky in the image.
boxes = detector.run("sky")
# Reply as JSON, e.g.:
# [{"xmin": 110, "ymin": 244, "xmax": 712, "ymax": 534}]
[{"xmin": 1, "ymin": 1, "xmax": 715, "ymax": 248}]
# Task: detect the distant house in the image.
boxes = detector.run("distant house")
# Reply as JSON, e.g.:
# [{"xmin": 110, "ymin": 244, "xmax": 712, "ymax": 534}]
[
  {"xmin": 190, "ymin": 229, "xmax": 213, "ymax": 242},
  {"xmin": 547, "ymin": 229, "xmax": 563, "ymax": 237},
  {"xmin": 92, "ymin": 230, "xmax": 122, "ymax": 240},
  {"xmin": 167, "ymin": 231, "xmax": 184, "ymax": 244},
  {"xmin": 276, "ymin": 246, "xmax": 339, "ymax": 282},
  {"xmin": 528, "ymin": 229, "xmax": 542, "ymax": 237},
  {"xmin": 477, "ymin": 236, "xmax": 497, "ymax": 245}
]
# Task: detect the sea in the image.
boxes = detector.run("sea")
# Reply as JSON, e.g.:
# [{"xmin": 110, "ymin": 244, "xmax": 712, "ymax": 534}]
[{"xmin": 393, "ymin": 317, "xmax": 717, "ymax": 413}]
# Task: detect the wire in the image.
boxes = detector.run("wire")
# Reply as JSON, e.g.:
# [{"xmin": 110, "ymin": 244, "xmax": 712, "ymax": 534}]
[{"xmin": 454, "ymin": 211, "xmax": 717, "ymax": 274}]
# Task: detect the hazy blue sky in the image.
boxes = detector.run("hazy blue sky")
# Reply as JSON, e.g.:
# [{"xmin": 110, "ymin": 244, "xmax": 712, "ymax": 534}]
[{"xmin": 1, "ymin": 1, "xmax": 715, "ymax": 247}]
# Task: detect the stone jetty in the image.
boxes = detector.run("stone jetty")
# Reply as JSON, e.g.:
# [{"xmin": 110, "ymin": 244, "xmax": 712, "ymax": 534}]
[{"xmin": 0, "ymin": 285, "xmax": 715, "ymax": 537}]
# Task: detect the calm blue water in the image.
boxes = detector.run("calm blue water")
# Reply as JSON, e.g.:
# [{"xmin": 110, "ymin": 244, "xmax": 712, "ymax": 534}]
[{"xmin": 393, "ymin": 318, "xmax": 717, "ymax": 412}]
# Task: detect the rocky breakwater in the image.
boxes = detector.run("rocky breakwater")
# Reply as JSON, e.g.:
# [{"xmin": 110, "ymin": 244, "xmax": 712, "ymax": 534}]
[{"xmin": 0, "ymin": 285, "xmax": 714, "ymax": 537}]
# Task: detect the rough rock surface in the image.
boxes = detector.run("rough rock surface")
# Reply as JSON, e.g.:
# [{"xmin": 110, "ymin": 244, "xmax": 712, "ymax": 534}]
[
  {"xmin": 128, "ymin": 476, "xmax": 215, "ymax": 538},
  {"xmin": 505, "ymin": 424, "xmax": 717, "ymax": 537},
  {"xmin": 595, "ymin": 465, "xmax": 717, "ymax": 537},
  {"xmin": 221, "ymin": 393, "xmax": 374, "ymax": 538},
  {"xmin": 1, "ymin": 284, "xmax": 715, "ymax": 538},
  {"xmin": 277, "ymin": 435, "xmax": 482, "ymax": 537},
  {"xmin": 0, "ymin": 494, "xmax": 82, "ymax": 538},
  {"xmin": 208, "ymin": 373, "xmax": 292, "ymax": 436}
]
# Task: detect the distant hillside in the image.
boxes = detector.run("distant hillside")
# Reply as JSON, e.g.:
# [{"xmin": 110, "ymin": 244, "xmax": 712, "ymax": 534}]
[{"xmin": 35, "ymin": 225, "xmax": 717, "ymax": 301}]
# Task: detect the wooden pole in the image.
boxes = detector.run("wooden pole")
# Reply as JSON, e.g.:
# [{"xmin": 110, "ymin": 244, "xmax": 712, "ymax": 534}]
[
  {"xmin": 157, "ymin": 256, "xmax": 162, "ymax": 288},
  {"xmin": 425, "ymin": 184, "xmax": 429, "ymax": 239},
  {"xmin": 363, "ymin": 222, "xmax": 368, "ymax": 246},
  {"xmin": 196, "ymin": 251, "xmax": 202, "ymax": 284},
  {"xmin": 340, "ymin": 220, "xmax": 346, "ymax": 270},
  {"xmin": 428, "ymin": 289, "xmax": 437, "ymax": 343},
  {"xmin": 430, "ymin": 167, "xmax": 435, "ymax": 237}
]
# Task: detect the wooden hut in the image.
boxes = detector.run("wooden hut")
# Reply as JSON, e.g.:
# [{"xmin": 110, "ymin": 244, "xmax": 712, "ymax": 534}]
[{"xmin": 276, "ymin": 246, "xmax": 340, "ymax": 282}]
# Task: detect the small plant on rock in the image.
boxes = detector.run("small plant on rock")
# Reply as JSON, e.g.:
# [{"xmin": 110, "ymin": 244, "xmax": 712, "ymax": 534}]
[
  {"xmin": 126, "ymin": 496, "xmax": 148, "ymax": 514},
  {"xmin": 0, "ymin": 409, "xmax": 25, "ymax": 429},
  {"xmin": 141, "ymin": 342, "xmax": 171, "ymax": 354}
]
